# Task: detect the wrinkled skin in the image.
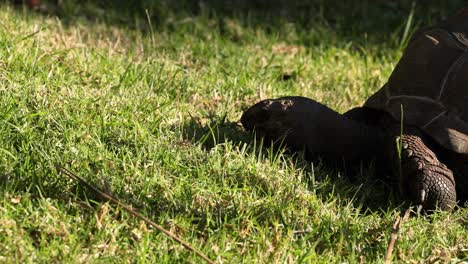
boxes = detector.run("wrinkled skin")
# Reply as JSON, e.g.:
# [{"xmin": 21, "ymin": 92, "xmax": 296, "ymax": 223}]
[
  {"xmin": 241, "ymin": 96, "xmax": 465, "ymax": 211},
  {"xmin": 241, "ymin": 5, "xmax": 468, "ymax": 212}
]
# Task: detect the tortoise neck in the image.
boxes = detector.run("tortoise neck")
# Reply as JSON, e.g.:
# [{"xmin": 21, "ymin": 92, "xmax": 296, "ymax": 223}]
[{"xmin": 305, "ymin": 105, "xmax": 389, "ymax": 165}]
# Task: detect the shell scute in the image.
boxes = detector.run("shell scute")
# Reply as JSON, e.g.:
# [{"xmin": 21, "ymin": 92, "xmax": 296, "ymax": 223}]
[{"xmin": 365, "ymin": 20, "xmax": 468, "ymax": 153}]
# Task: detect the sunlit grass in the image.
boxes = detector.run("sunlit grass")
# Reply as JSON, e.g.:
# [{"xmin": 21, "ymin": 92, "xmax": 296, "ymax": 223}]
[{"xmin": 0, "ymin": 1, "xmax": 466, "ymax": 262}]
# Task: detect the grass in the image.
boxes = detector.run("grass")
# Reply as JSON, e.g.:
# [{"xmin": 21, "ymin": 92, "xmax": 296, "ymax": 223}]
[{"xmin": 0, "ymin": 0, "xmax": 467, "ymax": 262}]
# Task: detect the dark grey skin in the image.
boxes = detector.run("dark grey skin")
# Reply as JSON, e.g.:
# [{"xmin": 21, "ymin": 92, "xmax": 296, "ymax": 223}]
[
  {"xmin": 241, "ymin": 96, "xmax": 465, "ymax": 211},
  {"xmin": 241, "ymin": 7, "xmax": 468, "ymax": 211}
]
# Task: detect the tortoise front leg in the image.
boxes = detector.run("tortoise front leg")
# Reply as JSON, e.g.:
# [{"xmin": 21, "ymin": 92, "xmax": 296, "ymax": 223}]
[{"xmin": 395, "ymin": 130, "xmax": 457, "ymax": 211}]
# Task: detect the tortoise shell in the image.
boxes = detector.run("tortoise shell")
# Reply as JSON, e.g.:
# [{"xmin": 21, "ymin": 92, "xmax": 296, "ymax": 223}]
[{"xmin": 365, "ymin": 6, "xmax": 468, "ymax": 154}]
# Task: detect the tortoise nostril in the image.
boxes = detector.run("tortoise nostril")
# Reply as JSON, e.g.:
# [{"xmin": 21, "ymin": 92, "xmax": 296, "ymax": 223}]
[{"xmin": 264, "ymin": 100, "xmax": 273, "ymax": 107}]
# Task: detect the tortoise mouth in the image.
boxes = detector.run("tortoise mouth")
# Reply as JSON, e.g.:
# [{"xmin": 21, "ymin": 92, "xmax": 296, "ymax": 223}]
[{"xmin": 241, "ymin": 104, "xmax": 271, "ymax": 131}]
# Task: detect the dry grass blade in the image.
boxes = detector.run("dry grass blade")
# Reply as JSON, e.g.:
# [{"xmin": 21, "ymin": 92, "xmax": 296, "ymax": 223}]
[
  {"xmin": 56, "ymin": 165, "xmax": 215, "ymax": 264},
  {"xmin": 385, "ymin": 209, "xmax": 411, "ymax": 264}
]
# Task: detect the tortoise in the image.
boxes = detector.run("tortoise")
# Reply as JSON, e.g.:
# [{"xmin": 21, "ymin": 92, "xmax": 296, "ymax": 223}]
[{"xmin": 241, "ymin": 6, "xmax": 468, "ymax": 211}]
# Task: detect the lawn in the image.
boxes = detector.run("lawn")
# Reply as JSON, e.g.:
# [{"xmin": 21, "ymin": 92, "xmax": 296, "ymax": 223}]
[{"xmin": 0, "ymin": 0, "xmax": 466, "ymax": 263}]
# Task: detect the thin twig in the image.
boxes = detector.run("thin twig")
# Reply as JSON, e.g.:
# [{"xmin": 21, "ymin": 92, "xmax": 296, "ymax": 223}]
[
  {"xmin": 384, "ymin": 209, "xmax": 410, "ymax": 264},
  {"xmin": 56, "ymin": 165, "xmax": 215, "ymax": 264}
]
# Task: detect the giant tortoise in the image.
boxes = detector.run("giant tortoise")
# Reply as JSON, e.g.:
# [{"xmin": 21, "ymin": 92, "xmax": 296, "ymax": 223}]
[{"xmin": 241, "ymin": 6, "xmax": 468, "ymax": 211}]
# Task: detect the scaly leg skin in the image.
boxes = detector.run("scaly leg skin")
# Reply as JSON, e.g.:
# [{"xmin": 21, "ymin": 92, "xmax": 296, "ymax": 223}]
[
  {"xmin": 241, "ymin": 96, "xmax": 386, "ymax": 166},
  {"xmin": 396, "ymin": 130, "xmax": 457, "ymax": 211},
  {"xmin": 242, "ymin": 97, "xmax": 458, "ymax": 211}
]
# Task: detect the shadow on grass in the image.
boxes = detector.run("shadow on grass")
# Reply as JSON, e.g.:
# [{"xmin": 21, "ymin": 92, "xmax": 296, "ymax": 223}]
[
  {"xmin": 9, "ymin": 0, "xmax": 467, "ymax": 47},
  {"xmin": 180, "ymin": 113, "xmax": 402, "ymax": 215}
]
